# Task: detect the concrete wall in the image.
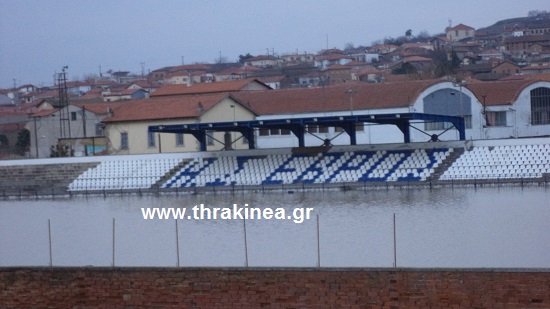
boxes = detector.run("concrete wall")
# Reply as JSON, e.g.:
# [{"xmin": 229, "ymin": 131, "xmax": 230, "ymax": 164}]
[
  {"xmin": 28, "ymin": 106, "xmax": 106, "ymax": 158},
  {"xmin": 1, "ymin": 267, "xmax": 549, "ymax": 308}
]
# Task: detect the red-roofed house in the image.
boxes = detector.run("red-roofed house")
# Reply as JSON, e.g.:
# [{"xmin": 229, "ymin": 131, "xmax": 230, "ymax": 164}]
[
  {"xmin": 101, "ymin": 93, "xmax": 257, "ymax": 154},
  {"xmin": 244, "ymin": 55, "xmax": 280, "ymax": 68},
  {"xmin": 102, "ymin": 88, "xmax": 149, "ymax": 102},
  {"xmin": 215, "ymin": 66, "xmax": 261, "ymax": 81},
  {"xmin": 446, "ymin": 23, "xmax": 475, "ymax": 41}
]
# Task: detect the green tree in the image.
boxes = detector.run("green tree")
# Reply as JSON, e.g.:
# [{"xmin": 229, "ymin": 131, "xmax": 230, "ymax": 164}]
[
  {"xmin": 0, "ymin": 134, "xmax": 8, "ymax": 148},
  {"xmin": 49, "ymin": 143, "xmax": 72, "ymax": 157},
  {"xmin": 238, "ymin": 53, "xmax": 254, "ymax": 63},
  {"xmin": 14, "ymin": 128, "xmax": 30, "ymax": 156},
  {"xmin": 405, "ymin": 29, "xmax": 413, "ymax": 40},
  {"xmin": 392, "ymin": 62, "xmax": 417, "ymax": 75}
]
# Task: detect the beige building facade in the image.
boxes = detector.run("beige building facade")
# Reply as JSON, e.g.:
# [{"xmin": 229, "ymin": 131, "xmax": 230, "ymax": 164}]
[{"xmin": 104, "ymin": 95, "xmax": 256, "ymax": 155}]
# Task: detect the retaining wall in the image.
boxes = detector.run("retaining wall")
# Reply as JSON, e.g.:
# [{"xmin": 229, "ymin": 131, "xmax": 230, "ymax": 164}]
[{"xmin": 1, "ymin": 267, "xmax": 549, "ymax": 308}]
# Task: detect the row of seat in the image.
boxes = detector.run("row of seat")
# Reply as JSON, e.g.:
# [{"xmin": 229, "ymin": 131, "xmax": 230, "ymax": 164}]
[
  {"xmin": 68, "ymin": 158, "xmax": 182, "ymax": 190},
  {"xmin": 162, "ymin": 148, "xmax": 450, "ymax": 188},
  {"xmin": 440, "ymin": 144, "xmax": 550, "ymax": 180},
  {"xmin": 66, "ymin": 143, "xmax": 548, "ymax": 191}
]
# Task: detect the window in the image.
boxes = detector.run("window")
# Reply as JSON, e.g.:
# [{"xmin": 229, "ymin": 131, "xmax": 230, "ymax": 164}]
[
  {"xmin": 71, "ymin": 112, "xmax": 77, "ymax": 121},
  {"xmin": 121, "ymin": 132, "xmax": 128, "ymax": 150},
  {"xmin": 270, "ymin": 128, "xmax": 281, "ymax": 135},
  {"xmin": 207, "ymin": 130, "xmax": 214, "ymax": 145},
  {"xmin": 531, "ymin": 87, "xmax": 550, "ymax": 125},
  {"xmin": 464, "ymin": 115, "xmax": 472, "ymax": 129},
  {"xmin": 425, "ymin": 121, "xmax": 453, "ymax": 131},
  {"xmin": 355, "ymin": 123, "xmax": 364, "ymax": 131},
  {"xmin": 147, "ymin": 131, "xmax": 156, "ymax": 147},
  {"xmin": 175, "ymin": 133, "xmax": 184, "ymax": 146},
  {"xmin": 95, "ymin": 123, "xmax": 104, "ymax": 136},
  {"xmin": 307, "ymin": 125, "xmax": 319, "ymax": 133},
  {"xmin": 281, "ymin": 129, "xmax": 291, "ymax": 135},
  {"xmin": 485, "ymin": 112, "xmax": 507, "ymax": 127},
  {"xmin": 259, "ymin": 128, "xmax": 269, "ymax": 136},
  {"xmin": 319, "ymin": 126, "xmax": 329, "ymax": 133}
]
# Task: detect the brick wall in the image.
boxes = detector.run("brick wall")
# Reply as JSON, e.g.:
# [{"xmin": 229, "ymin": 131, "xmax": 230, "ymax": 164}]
[{"xmin": 1, "ymin": 267, "xmax": 549, "ymax": 308}]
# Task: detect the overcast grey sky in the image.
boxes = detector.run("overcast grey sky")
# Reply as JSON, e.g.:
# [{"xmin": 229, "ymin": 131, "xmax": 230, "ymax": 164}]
[{"xmin": 1, "ymin": 0, "xmax": 548, "ymax": 88}]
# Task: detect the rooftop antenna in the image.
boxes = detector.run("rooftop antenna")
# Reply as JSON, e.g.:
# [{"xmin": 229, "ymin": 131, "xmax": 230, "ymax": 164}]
[
  {"xmin": 448, "ymin": 19, "xmax": 452, "ymax": 28},
  {"xmin": 99, "ymin": 65, "xmax": 102, "ymax": 77},
  {"xmin": 326, "ymin": 34, "xmax": 329, "ymax": 50},
  {"xmin": 181, "ymin": 56, "xmax": 184, "ymax": 65},
  {"xmin": 140, "ymin": 62, "xmax": 145, "ymax": 77}
]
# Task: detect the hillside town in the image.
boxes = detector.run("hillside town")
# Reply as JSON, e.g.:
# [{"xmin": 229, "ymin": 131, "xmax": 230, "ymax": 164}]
[{"xmin": 1, "ymin": 13, "xmax": 550, "ymax": 159}]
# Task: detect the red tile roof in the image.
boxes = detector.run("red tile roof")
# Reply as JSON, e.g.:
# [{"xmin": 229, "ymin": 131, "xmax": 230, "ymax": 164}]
[
  {"xmin": 151, "ymin": 78, "xmax": 269, "ymax": 97},
  {"xmin": 0, "ymin": 122, "xmax": 26, "ymax": 131},
  {"xmin": 127, "ymin": 80, "xmax": 162, "ymax": 89},
  {"xmin": 73, "ymin": 101, "xmax": 131, "ymax": 115},
  {"xmin": 448, "ymin": 23, "xmax": 474, "ymax": 31},
  {"xmin": 402, "ymin": 56, "xmax": 433, "ymax": 62},
  {"xmin": 217, "ymin": 66, "xmax": 261, "ymax": 75},
  {"xmin": 465, "ymin": 80, "xmax": 541, "ymax": 105},
  {"xmin": 355, "ymin": 68, "xmax": 382, "ymax": 76},
  {"xmin": 323, "ymin": 64, "xmax": 352, "ymax": 71},
  {"xmin": 247, "ymin": 55, "xmax": 278, "ymax": 62},
  {"xmin": 31, "ymin": 109, "xmax": 59, "ymax": 117},
  {"xmin": 169, "ymin": 64, "xmax": 212, "ymax": 73},
  {"xmin": 234, "ymin": 80, "xmax": 440, "ymax": 115},
  {"xmin": 101, "ymin": 93, "xmax": 252, "ymax": 123},
  {"xmin": 103, "ymin": 88, "xmax": 146, "ymax": 97}
]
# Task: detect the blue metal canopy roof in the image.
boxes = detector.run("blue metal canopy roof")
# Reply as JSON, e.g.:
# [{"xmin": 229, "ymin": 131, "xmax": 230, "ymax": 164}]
[{"xmin": 149, "ymin": 112, "xmax": 465, "ymax": 151}]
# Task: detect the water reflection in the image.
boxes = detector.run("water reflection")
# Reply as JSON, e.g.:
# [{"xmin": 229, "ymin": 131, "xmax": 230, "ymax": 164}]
[{"xmin": 0, "ymin": 186, "xmax": 549, "ymax": 268}]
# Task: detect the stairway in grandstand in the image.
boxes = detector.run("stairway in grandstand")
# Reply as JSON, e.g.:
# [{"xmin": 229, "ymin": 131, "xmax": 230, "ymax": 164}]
[
  {"xmin": 161, "ymin": 148, "xmax": 452, "ymax": 188},
  {"xmin": 428, "ymin": 148, "xmax": 465, "ymax": 181}
]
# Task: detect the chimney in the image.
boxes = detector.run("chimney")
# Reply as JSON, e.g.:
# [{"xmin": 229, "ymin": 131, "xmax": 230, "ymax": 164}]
[
  {"xmin": 187, "ymin": 74, "xmax": 193, "ymax": 87},
  {"xmin": 197, "ymin": 102, "xmax": 203, "ymax": 113}
]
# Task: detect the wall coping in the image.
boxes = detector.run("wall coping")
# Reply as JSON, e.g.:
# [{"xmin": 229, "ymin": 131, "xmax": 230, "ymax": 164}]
[{"xmin": 2, "ymin": 266, "xmax": 550, "ymax": 273}]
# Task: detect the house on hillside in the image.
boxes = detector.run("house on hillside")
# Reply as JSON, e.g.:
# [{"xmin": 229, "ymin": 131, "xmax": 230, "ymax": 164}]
[
  {"xmin": 323, "ymin": 64, "xmax": 353, "ymax": 84},
  {"xmin": 101, "ymin": 94, "xmax": 257, "ymax": 154},
  {"xmin": 215, "ymin": 66, "xmax": 261, "ymax": 81},
  {"xmin": 244, "ymin": 55, "xmax": 280, "ymax": 68},
  {"xmin": 103, "ymin": 88, "xmax": 149, "ymax": 102},
  {"xmin": 126, "ymin": 80, "xmax": 162, "ymax": 94},
  {"xmin": 446, "ymin": 24, "xmax": 475, "ymax": 42},
  {"xmin": 280, "ymin": 53, "xmax": 315, "ymax": 64},
  {"xmin": 314, "ymin": 52, "xmax": 353, "ymax": 69},
  {"xmin": 163, "ymin": 71, "xmax": 204, "ymax": 85}
]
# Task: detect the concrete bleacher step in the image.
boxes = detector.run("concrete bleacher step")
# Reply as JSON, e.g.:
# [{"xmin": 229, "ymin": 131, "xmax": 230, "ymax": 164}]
[
  {"xmin": 152, "ymin": 159, "xmax": 189, "ymax": 189},
  {"xmin": 0, "ymin": 162, "xmax": 99, "ymax": 194},
  {"xmin": 430, "ymin": 148, "xmax": 464, "ymax": 181}
]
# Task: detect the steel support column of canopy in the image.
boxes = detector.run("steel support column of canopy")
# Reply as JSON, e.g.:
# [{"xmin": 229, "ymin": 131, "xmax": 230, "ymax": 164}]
[
  {"xmin": 395, "ymin": 120, "xmax": 411, "ymax": 143},
  {"xmin": 342, "ymin": 121, "xmax": 357, "ymax": 145},
  {"xmin": 289, "ymin": 125, "xmax": 305, "ymax": 148}
]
